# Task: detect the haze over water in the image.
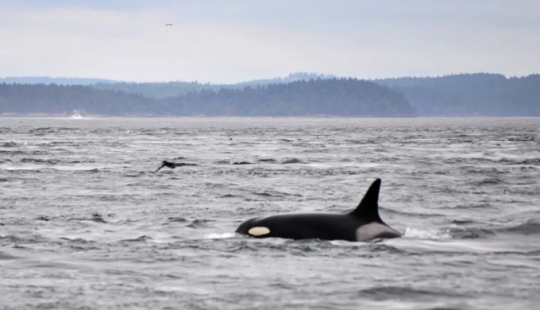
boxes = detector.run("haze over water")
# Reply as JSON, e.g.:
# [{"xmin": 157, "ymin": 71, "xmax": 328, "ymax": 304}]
[{"xmin": 1, "ymin": 117, "xmax": 539, "ymax": 309}]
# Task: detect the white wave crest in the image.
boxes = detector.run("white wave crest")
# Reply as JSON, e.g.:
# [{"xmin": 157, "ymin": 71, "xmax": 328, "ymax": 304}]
[
  {"xmin": 403, "ymin": 227, "xmax": 453, "ymax": 239},
  {"xmin": 205, "ymin": 232, "xmax": 236, "ymax": 239}
]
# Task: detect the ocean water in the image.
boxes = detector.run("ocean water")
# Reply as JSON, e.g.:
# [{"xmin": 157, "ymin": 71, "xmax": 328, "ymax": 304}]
[{"xmin": 1, "ymin": 117, "xmax": 539, "ymax": 310}]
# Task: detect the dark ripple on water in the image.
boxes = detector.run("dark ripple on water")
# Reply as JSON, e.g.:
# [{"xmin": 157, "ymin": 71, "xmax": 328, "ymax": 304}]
[
  {"xmin": 447, "ymin": 226, "xmax": 497, "ymax": 239},
  {"xmin": 499, "ymin": 220, "xmax": 540, "ymax": 235},
  {"xmin": 357, "ymin": 285, "xmax": 468, "ymax": 301}
]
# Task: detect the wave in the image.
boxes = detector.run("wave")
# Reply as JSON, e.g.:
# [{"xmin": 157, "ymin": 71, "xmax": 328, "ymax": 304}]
[
  {"xmin": 29, "ymin": 127, "xmax": 55, "ymax": 134},
  {"xmin": 0, "ymin": 150, "xmax": 48, "ymax": 156},
  {"xmin": 15, "ymin": 158, "xmax": 97, "ymax": 166},
  {"xmin": 281, "ymin": 158, "xmax": 304, "ymax": 164},
  {"xmin": 120, "ymin": 235, "xmax": 152, "ymax": 242},
  {"xmin": 214, "ymin": 160, "xmax": 230, "ymax": 165},
  {"xmin": 28, "ymin": 127, "xmax": 82, "ymax": 135},
  {"xmin": 504, "ymin": 135, "xmax": 536, "ymax": 142},
  {"xmin": 499, "ymin": 158, "xmax": 540, "ymax": 165},
  {"xmin": 467, "ymin": 177, "xmax": 509, "ymax": 186},
  {"xmin": 357, "ymin": 286, "xmax": 466, "ymax": 300},
  {"xmin": 446, "ymin": 226, "xmax": 496, "ymax": 239},
  {"xmin": 257, "ymin": 158, "xmax": 278, "ymax": 164},
  {"xmin": 444, "ymin": 221, "xmax": 540, "ymax": 238},
  {"xmin": 68, "ymin": 213, "xmax": 107, "ymax": 223},
  {"xmin": 0, "ymin": 234, "xmax": 49, "ymax": 245},
  {"xmin": 363, "ymin": 243, "xmax": 409, "ymax": 254},
  {"xmin": 498, "ymin": 220, "xmax": 540, "ymax": 235},
  {"xmin": 167, "ymin": 217, "xmax": 188, "ymax": 223},
  {"xmin": 251, "ymin": 190, "xmax": 302, "ymax": 199},
  {"xmin": 219, "ymin": 194, "xmax": 242, "ymax": 198},
  {"xmin": 199, "ymin": 156, "xmax": 297, "ymax": 168},
  {"xmin": 205, "ymin": 232, "xmax": 236, "ymax": 239},
  {"xmin": 403, "ymin": 227, "xmax": 453, "ymax": 239},
  {"xmin": 60, "ymin": 237, "xmax": 94, "ymax": 244},
  {"xmin": 219, "ymin": 236, "xmax": 404, "ymax": 256},
  {"xmin": 0, "ymin": 251, "xmax": 19, "ymax": 260},
  {"xmin": 462, "ymin": 166, "xmax": 504, "ymax": 174},
  {"xmin": 451, "ymin": 203, "xmax": 493, "ymax": 210},
  {"xmin": 187, "ymin": 219, "xmax": 212, "ymax": 228},
  {"xmin": 380, "ymin": 207, "xmax": 444, "ymax": 218},
  {"xmin": 1, "ymin": 141, "xmax": 18, "ymax": 147},
  {"xmin": 223, "ymin": 238, "xmax": 336, "ymax": 255},
  {"xmin": 20, "ymin": 158, "xmax": 61, "ymax": 165},
  {"xmin": 218, "ymin": 240, "xmax": 260, "ymax": 253}
]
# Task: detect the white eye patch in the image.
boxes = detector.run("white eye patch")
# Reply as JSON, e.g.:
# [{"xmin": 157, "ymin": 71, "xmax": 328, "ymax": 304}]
[{"xmin": 248, "ymin": 226, "xmax": 270, "ymax": 237}]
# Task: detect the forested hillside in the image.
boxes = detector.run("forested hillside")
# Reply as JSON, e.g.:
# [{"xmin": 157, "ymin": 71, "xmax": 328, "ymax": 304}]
[
  {"xmin": 92, "ymin": 81, "xmax": 218, "ymax": 99},
  {"xmin": 0, "ymin": 78, "xmax": 413, "ymax": 117},
  {"xmin": 0, "ymin": 83, "xmax": 153, "ymax": 116},
  {"xmin": 160, "ymin": 78, "xmax": 413, "ymax": 116},
  {"xmin": 376, "ymin": 73, "xmax": 540, "ymax": 116},
  {"xmin": 90, "ymin": 72, "xmax": 333, "ymax": 99},
  {"xmin": 3, "ymin": 73, "xmax": 538, "ymax": 117}
]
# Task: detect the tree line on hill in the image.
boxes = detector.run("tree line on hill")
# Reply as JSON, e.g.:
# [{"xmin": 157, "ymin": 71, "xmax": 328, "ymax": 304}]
[
  {"xmin": 0, "ymin": 83, "xmax": 151, "ymax": 116},
  {"xmin": 88, "ymin": 72, "xmax": 540, "ymax": 116},
  {"xmin": 1, "ymin": 73, "xmax": 539, "ymax": 117},
  {"xmin": 158, "ymin": 79, "xmax": 412, "ymax": 116},
  {"xmin": 375, "ymin": 73, "xmax": 540, "ymax": 116},
  {"xmin": 89, "ymin": 72, "xmax": 336, "ymax": 99},
  {"xmin": 0, "ymin": 78, "xmax": 414, "ymax": 117}
]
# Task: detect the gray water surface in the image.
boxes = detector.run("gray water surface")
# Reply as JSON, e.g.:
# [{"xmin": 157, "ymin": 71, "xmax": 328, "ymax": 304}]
[{"xmin": 1, "ymin": 117, "xmax": 539, "ymax": 309}]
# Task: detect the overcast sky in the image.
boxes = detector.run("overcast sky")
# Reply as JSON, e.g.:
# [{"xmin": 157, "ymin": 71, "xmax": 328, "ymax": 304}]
[{"xmin": 1, "ymin": 0, "xmax": 539, "ymax": 83}]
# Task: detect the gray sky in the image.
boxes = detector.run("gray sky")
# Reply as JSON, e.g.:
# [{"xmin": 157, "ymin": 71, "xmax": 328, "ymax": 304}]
[{"xmin": 1, "ymin": 0, "xmax": 539, "ymax": 83}]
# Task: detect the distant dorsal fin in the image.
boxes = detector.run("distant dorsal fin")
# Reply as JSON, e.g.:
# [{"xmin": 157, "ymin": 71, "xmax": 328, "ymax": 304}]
[{"xmin": 349, "ymin": 179, "xmax": 382, "ymax": 222}]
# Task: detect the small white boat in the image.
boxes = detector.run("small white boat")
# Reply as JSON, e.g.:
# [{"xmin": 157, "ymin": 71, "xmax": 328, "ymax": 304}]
[{"xmin": 70, "ymin": 110, "xmax": 83, "ymax": 119}]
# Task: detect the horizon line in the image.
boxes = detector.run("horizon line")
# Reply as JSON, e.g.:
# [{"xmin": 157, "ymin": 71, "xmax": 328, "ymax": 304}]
[{"xmin": 1, "ymin": 71, "xmax": 538, "ymax": 85}]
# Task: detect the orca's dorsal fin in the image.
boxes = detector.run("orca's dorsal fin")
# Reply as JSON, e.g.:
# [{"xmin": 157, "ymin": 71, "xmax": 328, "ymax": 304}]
[{"xmin": 349, "ymin": 179, "xmax": 382, "ymax": 222}]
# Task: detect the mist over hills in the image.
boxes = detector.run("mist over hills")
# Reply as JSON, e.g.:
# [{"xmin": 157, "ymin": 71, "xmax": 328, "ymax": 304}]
[
  {"xmin": 1, "ymin": 72, "xmax": 539, "ymax": 117},
  {"xmin": 92, "ymin": 72, "xmax": 337, "ymax": 99},
  {"xmin": 0, "ymin": 77, "xmax": 413, "ymax": 117},
  {"xmin": 375, "ymin": 73, "xmax": 540, "ymax": 116},
  {"xmin": 158, "ymin": 78, "xmax": 412, "ymax": 117},
  {"xmin": 0, "ymin": 77, "xmax": 117, "ymax": 86}
]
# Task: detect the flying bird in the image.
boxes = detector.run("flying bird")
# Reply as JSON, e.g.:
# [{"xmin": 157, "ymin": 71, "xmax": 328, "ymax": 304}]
[{"xmin": 165, "ymin": 23, "xmax": 173, "ymax": 26}]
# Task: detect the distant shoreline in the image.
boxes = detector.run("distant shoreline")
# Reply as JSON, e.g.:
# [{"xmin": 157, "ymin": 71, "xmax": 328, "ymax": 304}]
[
  {"xmin": 2, "ymin": 73, "xmax": 538, "ymax": 117},
  {"xmin": 2, "ymin": 114, "xmax": 539, "ymax": 119}
]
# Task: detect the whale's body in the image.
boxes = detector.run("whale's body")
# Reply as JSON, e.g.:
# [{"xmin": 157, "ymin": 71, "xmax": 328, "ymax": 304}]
[{"xmin": 236, "ymin": 179, "xmax": 400, "ymax": 242}]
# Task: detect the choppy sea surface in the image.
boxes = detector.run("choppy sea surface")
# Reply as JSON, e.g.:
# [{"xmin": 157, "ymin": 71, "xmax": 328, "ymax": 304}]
[{"xmin": 1, "ymin": 117, "xmax": 539, "ymax": 310}]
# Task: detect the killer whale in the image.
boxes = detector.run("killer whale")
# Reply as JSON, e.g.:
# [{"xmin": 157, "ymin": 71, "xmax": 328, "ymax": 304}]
[
  {"xmin": 155, "ymin": 160, "xmax": 196, "ymax": 172},
  {"xmin": 235, "ymin": 179, "xmax": 400, "ymax": 242}
]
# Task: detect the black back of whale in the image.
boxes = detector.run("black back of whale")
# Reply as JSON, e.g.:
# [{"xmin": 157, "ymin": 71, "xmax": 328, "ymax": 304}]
[{"xmin": 235, "ymin": 179, "xmax": 400, "ymax": 242}]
